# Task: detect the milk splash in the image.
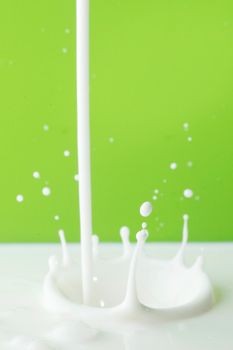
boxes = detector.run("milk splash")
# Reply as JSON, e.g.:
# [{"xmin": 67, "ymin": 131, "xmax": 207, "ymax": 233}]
[{"xmin": 43, "ymin": 213, "xmax": 214, "ymax": 332}]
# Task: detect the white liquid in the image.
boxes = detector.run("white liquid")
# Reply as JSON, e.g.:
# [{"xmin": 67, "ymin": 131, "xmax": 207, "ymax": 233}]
[
  {"xmin": 76, "ymin": 0, "xmax": 93, "ymax": 305},
  {"xmin": 0, "ymin": 243, "xmax": 230, "ymax": 350},
  {"xmin": 42, "ymin": 216, "xmax": 213, "ymax": 334}
]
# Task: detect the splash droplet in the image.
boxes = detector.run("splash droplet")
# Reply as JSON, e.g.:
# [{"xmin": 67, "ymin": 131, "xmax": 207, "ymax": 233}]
[
  {"xmin": 183, "ymin": 189, "xmax": 193, "ymax": 198},
  {"xmin": 183, "ymin": 122, "xmax": 189, "ymax": 131},
  {"xmin": 42, "ymin": 187, "xmax": 51, "ymax": 196},
  {"xmin": 33, "ymin": 171, "xmax": 40, "ymax": 179},
  {"xmin": 65, "ymin": 28, "xmax": 70, "ymax": 34},
  {"xmin": 170, "ymin": 162, "xmax": 177, "ymax": 170},
  {"xmin": 74, "ymin": 174, "xmax": 79, "ymax": 182},
  {"xmin": 62, "ymin": 47, "xmax": 68, "ymax": 54},
  {"xmin": 43, "ymin": 124, "xmax": 49, "ymax": 131},
  {"xmin": 154, "ymin": 189, "xmax": 159, "ymax": 194},
  {"xmin": 140, "ymin": 202, "xmax": 152, "ymax": 217},
  {"xmin": 109, "ymin": 137, "xmax": 114, "ymax": 143},
  {"xmin": 142, "ymin": 222, "xmax": 147, "ymax": 229},
  {"xmin": 54, "ymin": 215, "xmax": 60, "ymax": 221},
  {"xmin": 152, "ymin": 195, "xmax": 157, "ymax": 200},
  {"xmin": 16, "ymin": 194, "xmax": 24, "ymax": 203},
  {"xmin": 187, "ymin": 136, "xmax": 192, "ymax": 142},
  {"xmin": 187, "ymin": 161, "xmax": 193, "ymax": 168},
  {"xmin": 64, "ymin": 150, "xmax": 70, "ymax": 157}
]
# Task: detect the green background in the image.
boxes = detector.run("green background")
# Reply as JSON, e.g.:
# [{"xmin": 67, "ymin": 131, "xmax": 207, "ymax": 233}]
[{"xmin": 0, "ymin": 0, "xmax": 232, "ymax": 242}]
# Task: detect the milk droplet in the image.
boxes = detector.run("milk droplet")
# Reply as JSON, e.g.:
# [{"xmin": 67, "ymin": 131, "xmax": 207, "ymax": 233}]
[
  {"xmin": 109, "ymin": 137, "xmax": 114, "ymax": 143},
  {"xmin": 163, "ymin": 179, "xmax": 167, "ymax": 183},
  {"xmin": 65, "ymin": 28, "xmax": 70, "ymax": 34},
  {"xmin": 16, "ymin": 194, "xmax": 24, "ymax": 203},
  {"xmin": 140, "ymin": 202, "xmax": 152, "ymax": 217},
  {"xmin": 187, "ymin": 136, "xmax": 192, "ymax": 142},
  {"xmin": 170, "ymin": 162, "xmax": 177, "ymax": 170},
  {"xmin": 187, "ymin": 161, "xmax": 193, "ymax": 167},
  {"xmin": 154, "ymin": 189, "xmax": 159, "ymax": 194},
  {"xmin": 33, "ymin": 171, "xmax": 40, "ymax": 179},
  {"xmin": 152, "ymin": 195, "xmax": 157, "ymax": 200},
  {"xmin": 183, "ymin": 122, "xmax": 189, "ymax": 131},
  {"xmin": 54, "ymin": 215, "xmax": 60, "ymax": 221},
  {"xmin": 183, "ymin": 189, "xmax": 193, "ymax": 198},
  {"xmin": 74, "ymin": 174, "xmax": 79, "ymax": 182},
  {"xmin": 42, "ymin": 187, "xmax": 51, "ymax": 196},
  {"xmin": 136, "ymin": 229, "xmax": 148, "ymax": 242},
  {"xmin": 43, "ymin": 124, "xmax": 49, "ymax": 131},
  {"xmin": 120, "ymin": 226, "xmax": 130, "ymax": 239},
  {"xmin": 64, "ymin": 150, "xmax": 70, "ymax": 157},
  {"xmin": 62, "ymin": 47, "xmax": 68, "ymax": 54},
  {"xmin": 142, "ymin": 222, "xmax": 147, "ymax": 229}
]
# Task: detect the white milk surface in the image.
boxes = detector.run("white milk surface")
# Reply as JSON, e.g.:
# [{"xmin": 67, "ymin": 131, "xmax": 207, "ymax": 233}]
[{"xmin": 0, "ymin": 243, "xmax": 232, "ymax": 349}]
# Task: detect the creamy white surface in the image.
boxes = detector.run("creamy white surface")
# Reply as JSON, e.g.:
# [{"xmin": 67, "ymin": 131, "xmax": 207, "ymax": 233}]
[{"xmin": 0, "ymin": 243, "xmax": 232, "ymax": 349}]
